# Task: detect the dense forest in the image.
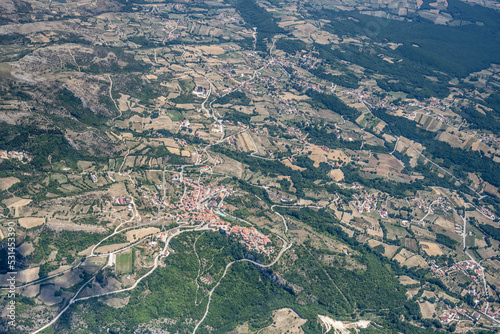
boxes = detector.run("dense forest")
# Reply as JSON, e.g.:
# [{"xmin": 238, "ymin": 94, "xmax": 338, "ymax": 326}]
[
  {"xmin": 0, "ymin": 123, "xmax": 88, "ymax": 169},
  {"xmin": 232, "ymin": 0, "xmax": 284, "ymax": 52},
  {"xmin": 305, "ymin": 90, "xmax": 361, "ymax": 120}
]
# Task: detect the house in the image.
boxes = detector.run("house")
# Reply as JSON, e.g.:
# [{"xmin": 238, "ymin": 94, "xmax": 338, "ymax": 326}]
[{"xmin": 199, "ymin": 166, "xmax": 210, "ymax": 172}]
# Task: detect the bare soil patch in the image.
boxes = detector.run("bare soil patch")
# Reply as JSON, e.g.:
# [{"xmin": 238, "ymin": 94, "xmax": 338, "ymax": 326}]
[
  {"xmin": 262, "ymin": 308, "xmax": 307, "ymax": 334},
  {"xmin": 0, "ymin": 177, "xmax": 20, "ymax": 190},
  {"xmin": 404, "ymin": 255, "xmax": 428, "ymax": 268},
  {"xmin": 94, "ymin": 243, "xmax": 130, "ymax": 254},
  {"xmin": 101, "ymin": 295, "xmax": 130, "ymax": 308},
  {"xmin": 419, "ymin": 241, "xmax": 444, "ymax": 256},
  {"xmin": 399, "ymin": 275, "xmax": 420, "ymax": 285},
  {"xmin": 419, "ymin": 301, "xmax": 436, "ymax": 318},
  {"xmin": 282, "ymin": 159, "xmax": 306, "ymax": 171},
  {"xmin": 3, "ymin": 197, "xmax": 32, "ymax": 217},
  {"xmin": 18, "ymin": 217, "xmax": 45, "ymax": 229},
  {"xmin": 406, "ymin": 287, "xmax": 420, "ymax": 300},
  {"xmin": 125, "ymin": 227, "xmax": 160, "ymax": 242}
]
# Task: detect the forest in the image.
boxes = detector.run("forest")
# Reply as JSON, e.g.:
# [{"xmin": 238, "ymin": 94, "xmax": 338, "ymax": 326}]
[
  {"xmin": 232, "ymin": 0, "xmax": 284, "ymax": 52},
  {"xmin": 314, "ymin": 2, "xmax": 500, "ymax": 78},
  {"xmin": 0, "ymin": 122, "xmax": 89, "ymax": 169},
  {"xmin": 305, "ymin": 89, "xmax": 361, "ymax": 120}
]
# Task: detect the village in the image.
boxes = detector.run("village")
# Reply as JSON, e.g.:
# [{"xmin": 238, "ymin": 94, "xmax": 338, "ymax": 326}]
[
  {"xmin": 138, "ymin": 171, "xmax": 274, "ymax": 255},
  {"xmin": 435, "ymin": 259, "xmax": 500, "ymax": 324}
]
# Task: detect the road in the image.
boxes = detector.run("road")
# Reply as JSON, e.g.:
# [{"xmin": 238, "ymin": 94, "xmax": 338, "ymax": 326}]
[
  {"xmin": 358, "ymin": 97, "xmax": 484, "ymax": 198},
  {"xmin": 193, "ymin": 238, "xmax": 292, "ymax": 334},
  {"xmin": 31, "ymin": 225, "xmax": 192, "ymax": 334},
  {"xmin": 419, "ymin": 199, "xmax": 439, "ymax": 223},
  {"xmin": 456, "ymin": 203, "xmax": 500, "ymax": 326},
  {"xmin": 108, "ymin": 75, "xmax": 121, "ymax": 119},
  {"xmin": 271, "ymin": 204, "xmax": 288, "ymax": 233}
]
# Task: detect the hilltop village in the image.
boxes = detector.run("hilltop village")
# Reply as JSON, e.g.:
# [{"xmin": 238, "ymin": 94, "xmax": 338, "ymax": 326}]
[{"xmin": 139, "ymin": 172, "xmax": 274, "ymax": 254}]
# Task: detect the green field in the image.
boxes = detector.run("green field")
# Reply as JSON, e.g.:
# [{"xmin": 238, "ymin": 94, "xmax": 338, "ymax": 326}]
[
  {"xmin": 167, "ymin": 110, "xmax": 183, "ymax": 122},
  {"xmin": 50, "ymin": 174, "xmax": 68, "ymax": 184},
  {"xmin": 465, "ymin": 235, "xmax": 475, "ymax": 248},
  {"xmin": 116, "ymin": 251, "xmax": 133, "ymax": 274}
]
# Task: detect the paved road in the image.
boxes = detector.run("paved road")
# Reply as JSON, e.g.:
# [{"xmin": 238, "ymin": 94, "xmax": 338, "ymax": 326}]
[
  {"xmin": 193, "ymin": 239, "xmax": 292, "ymax": 333},
  {"xmin": 31, "ymin": 226, "xmax": 191, "ymax": 334}
]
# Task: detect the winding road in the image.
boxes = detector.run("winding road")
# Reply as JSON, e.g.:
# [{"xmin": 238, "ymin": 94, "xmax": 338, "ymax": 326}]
[{"xmin": 193, "ymin": 238, "xmax": 292, "ymax": 334}]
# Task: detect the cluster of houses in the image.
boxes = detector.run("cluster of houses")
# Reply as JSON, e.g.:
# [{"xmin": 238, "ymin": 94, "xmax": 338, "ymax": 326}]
[
  {"xmin": 480, "ymin": 207, "xmax": 495, "ymax": 220},
  {"xmin": 115, "ymin": 196, "xmax": 131, "ymax": 205},
  {"xmin": 208, "ymin": 221, "xmax": 274, "ymax": 254},
  {"xmin": 170, "ymin": 177, "xmax": 231, "ymax": 215},
  {"xmin": 429, "ymin": 262, "xmax": 445, "ymax": 277},
  {"xmin": 477, "ymin": 133, "xmax": 500, "ymax": 144},
  {"xmin": 411, "ymin": 196, "xmax": 428, "ymax": 212},
  {"xmin": 164, "ymin": 176, "xmax": 273, "ymax": 254},
  {"xmin": 431, "ymin": 259, "xmax": 499, "ymax": 324},
  {"xmin": 485, "ymin": 305, "xmax": 500, "ymax": 320},
  {"xmin": 353, "ymin": 192, "xmax": 380, "ymax": 214},
  {"xmin": 452, "ymin": 261, "xmax": 487, "ymax": 300},
  {"xmin": 454, "ymin": 223, "xmax": 464, "ymax": 235},
  {"xmin": 192, "ymin": 86, "xmax": 209, "ymax": 98},
  {"xmin": 439, "ymin": 307, "xmax": 481, "ymax": 324}
]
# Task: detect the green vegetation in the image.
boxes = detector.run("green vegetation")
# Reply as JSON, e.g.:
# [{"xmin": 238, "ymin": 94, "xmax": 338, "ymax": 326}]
[
  {"xmin": 101, "ymin": 233, "xmax": 128, "ymax": 247},
  {"xmin": 232, "ymin": 0, "xmax": 284, "ymax": 52},
  {"xmin": 116, "ymin": 251, "xmax": 133, "ymax": 274},
  {"xmin": 374, "ymin": 108, "xmax": 500, "ymax": 188},
  {"xmin": 320, "ymin": 6, "xmax": 500, "ymax": 78},
  {"xmin": 167, "ymin": 109, "xmax": 183, "ymax": 122},
  {"xmin": 275, "ymin": 38, "xmax": 307, "ymax": 54},
  {"xmin": 39, "ymin": 263, "xmax": 59, "ymax": 278},
  {"xmin": 30, "ymin": 229, "xmax": 104, "ymax": 264},
  {"xmin": 205, "ymin": 261, "xmax": 295, "ymax": 332},
  {"xmin": 479, "ymin": 224, "xmax": 500, "ymax": 242},
  {"xmin": 273, "ymin": 208, "xmax": 437, "ymax": 332},
  {"xmin": 309, "ymin": 67, "xmax": 359, "ymax": 89},
  {"xmin": 223, "ymin": 109, "xmax": 255, "ymax": 125},
  {"xmin": 215, "ymin": 91, "xmax": 251, "ymax": 106},
  {"xmin": 214, "ymin": 147, "xmax": 333, "ymax": 199},
  {"xmin": 302, "ymin": 124, "xmax": 373, "ymax": 151},
  {"xmin": 58, "ymin": 232, "xmax": 292, "ymax": 333},
  {"xmin": 275, "ymin": 207, "xmax": 356, "ymax": 246},
  {"xmin": 84, "ymin": 46, "xmax": 151, "ymax": 74},
  {"xmin": 310, "ymin": 4, "xmax": 500, "ymax": 98},
  {"xmin": 305, "ymin": 90, "xmax": 362, "ymax": 120},
  {"xmin": 456, "ymin": 93, "xmax": 500, "ymax": 135},
  {"xmin": 341, "ymin": 165, "xmax": 423, "ymax": 198},
  {"xmin": 436, "ymin": 233, "xmax": 458, "ymax": 249},
  {"xmin": 0, "ymin": 123, "xmax": 89, "ymax": 169}
]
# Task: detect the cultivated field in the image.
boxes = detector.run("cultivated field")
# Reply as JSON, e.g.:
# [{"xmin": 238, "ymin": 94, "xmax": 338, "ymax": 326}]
[
  {"xmin": 281, "ymin": 159, "xmax": 306, "ymax": 171},
  {"xmin": 94, "ymin": 243, "xmax": 130, "ymax": 254},
  {"xmin": 0, "ymin": 176, "xmax": 20, "ymax": 190},
  {"xmin": 399, "ymin": 275, "xmax": 420, "ymax": 285},
  {"xmin": 419, "ymin": 301, "xmax": 436, "ymax": 319},
  {"xmin": 18, "ymin": 217, "xmax": 45, "ymax": 229},
  {"xmin": 125, "ymin": 227, "xmax": 160, "ymax": 242},
  {"xmin": 420, "ymin": 241, "xmax": 444, "ymax": 256}
]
